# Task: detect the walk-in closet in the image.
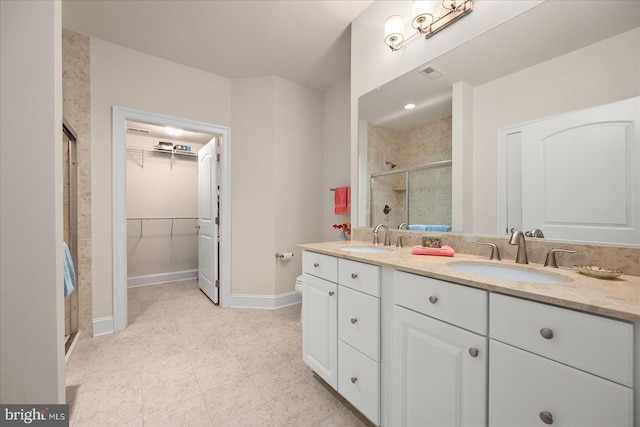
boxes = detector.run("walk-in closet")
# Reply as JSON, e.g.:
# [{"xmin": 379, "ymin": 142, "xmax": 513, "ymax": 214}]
[{"xmin": 125, "ymin": 121, "xmax": 218, "ymax": 300}]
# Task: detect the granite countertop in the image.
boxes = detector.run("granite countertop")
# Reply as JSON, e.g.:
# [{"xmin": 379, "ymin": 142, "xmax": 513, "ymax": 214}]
[{"xmin": 298, "ymin": 240, "xmax": 640, "ymax": 323}]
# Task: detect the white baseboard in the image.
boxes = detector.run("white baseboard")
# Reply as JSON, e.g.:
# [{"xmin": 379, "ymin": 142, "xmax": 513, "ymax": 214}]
[
  {"xmin": 229, "ymin": 291, "xmax": 301, "ymax": 310},
  {"xmin": 127, "ymin": 269, "xmax": 198, "ymax": 287},
  {"xmin": 92, "ymin": 316, "xmax": 114, "ymax": 337}
]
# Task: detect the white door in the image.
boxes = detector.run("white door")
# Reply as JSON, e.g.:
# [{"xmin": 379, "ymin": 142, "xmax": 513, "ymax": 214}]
[
  {"xmin": 392, "ymin": 305, "xmax": 487, "ymax": 427},
  {"xmin": 198, "ymin": 138, "xmax": 218, "ymax": 303},
  {"xmin": 520, "ymin": 97, "xmax": 640, "ymax": 244}
]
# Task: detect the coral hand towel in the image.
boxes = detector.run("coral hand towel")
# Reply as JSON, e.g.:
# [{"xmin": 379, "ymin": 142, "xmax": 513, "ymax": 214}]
[
  {"xmin": 334, "ymin": 186, "xmax": 350, "ymax": 214},
  {"xmin": 411, "ymin": 245, "xmax": 455, "ymax": 257}
]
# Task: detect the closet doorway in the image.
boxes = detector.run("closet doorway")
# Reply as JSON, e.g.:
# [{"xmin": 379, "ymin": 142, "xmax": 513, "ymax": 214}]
[{"xmin": 113, "ymin": 107, "xmax": 231, "ymax": 332}]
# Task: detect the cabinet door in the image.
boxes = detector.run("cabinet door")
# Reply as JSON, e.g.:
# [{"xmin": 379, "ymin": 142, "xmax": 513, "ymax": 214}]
[
  {"xmin": 302, "ymin": 274, "xmax": 338, "ymax": 389},
  {"xmin": 489, "ymin": 340, "xmax": 633, "ymax": 427},
  {"xmin": 392, "ymin": 306, "xmax": 487, "ymax": 427}
]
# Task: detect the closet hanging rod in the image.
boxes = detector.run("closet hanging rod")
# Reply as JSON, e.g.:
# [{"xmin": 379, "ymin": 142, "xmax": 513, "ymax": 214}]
[
  {"xmin": 127, "ymin": 217, "xmax": 198, "ymax": 221},
  {"xmin": 127, "ymin": 217, "xmax": 198, "ymax": 237}
]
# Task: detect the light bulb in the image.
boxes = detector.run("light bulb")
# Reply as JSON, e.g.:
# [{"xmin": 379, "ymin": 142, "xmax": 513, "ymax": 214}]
[
  {"xmin": 164, "ymin": 126, "xmax": 183, "ymax": 137},
  {"xmin": 411, "ymin": 1, "xmax": 435, "ymax": 31},
  {"xmin": 384, "ymin": 15, "xmax": 405, "ymax": 49}
]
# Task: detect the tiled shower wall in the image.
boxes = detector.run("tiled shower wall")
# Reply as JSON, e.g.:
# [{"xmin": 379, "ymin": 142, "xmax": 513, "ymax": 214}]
[
  {"xmin": 367, "ymin": 116, "xmax": 452, "ymax": 228},
  {"xmin": 62, "ymin": 29, "xmax": 92, "ymax": 334}
]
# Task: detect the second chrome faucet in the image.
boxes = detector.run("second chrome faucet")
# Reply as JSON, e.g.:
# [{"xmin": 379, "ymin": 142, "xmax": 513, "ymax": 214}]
[{"xmin": 372, "ymin": 223, "xmax": 390, "ymax": 246}]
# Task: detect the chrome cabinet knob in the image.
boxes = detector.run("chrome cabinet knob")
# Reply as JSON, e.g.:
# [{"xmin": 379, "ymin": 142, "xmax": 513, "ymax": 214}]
[
  {"xmin": 540, "ymin": 328, "xmax": 554, "ymax": 339},
  {"xmin": 328, "ymin": 291, "xmax": 335, "ymax": 296},
  {"xmin": 428, "ymin": 296, "xmax": 438, "ymax": 304},
  {"xmin": 350, "ymin": 317, "xmax": 358, "ymax": 324},
  {"xmin": 468, "ymin": 348, "xmax": 479, "ymax": 358},
  {"xmin": 351, "ymin": 273, "xmax": 358, "ymax": 279},
  {"xmin": 313, "ymin": 262, "xmax": 319, "ymax": 268},
  {"xmin": 539, "ymin": 411, "xmax": 553, "ymax": 425},
  {"xmin": 351, "ymin": 376, "xmax": 358, "ymax": 384}
]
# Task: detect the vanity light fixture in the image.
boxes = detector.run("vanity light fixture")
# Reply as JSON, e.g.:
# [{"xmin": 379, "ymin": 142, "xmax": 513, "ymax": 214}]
[
  {"xmin": 384, "ymin": 0, "xmax": 473, "ymax": 52},
  {"xmin": 164, "ymin": 126, "xmax": 183, "ymax": 137},
  {"xmin": 404, "ymin": 103, "xmax": 416, "ymax": 110}
]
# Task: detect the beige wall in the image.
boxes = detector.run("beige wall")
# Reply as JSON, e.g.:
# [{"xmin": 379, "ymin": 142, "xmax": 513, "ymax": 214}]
[
  {"xmin": 472, "ymin": 28, "xmax": 640, "ymax": 235},
  {"xmin": 91, "ymin": 38, "xmax": 232, "ymax": 319},
  {"xmin": 273, "ymin": 77, "xmax": 323, "ymax": 295},
  {"xmin": 231, "ymin": 76, "xmax": 324, "ymax": 297},
  {"xmin": 1, "ymin": 0, "xmax": 65, "ymax": 403},
  {"xmin": 322, "ymin": 77, "xmax": 352, "ymax": 242}
]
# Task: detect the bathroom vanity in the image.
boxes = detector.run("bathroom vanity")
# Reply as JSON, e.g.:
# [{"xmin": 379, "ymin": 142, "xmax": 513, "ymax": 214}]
[{"xmin": 299, "ymin": 241, "xmax": 640, "ymax": 427}]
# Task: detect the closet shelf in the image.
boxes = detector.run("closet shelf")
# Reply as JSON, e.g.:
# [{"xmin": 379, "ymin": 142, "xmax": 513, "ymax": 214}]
[{"xmin": 126, "ymin": 144, "xmax": 196, "ymax": 169}]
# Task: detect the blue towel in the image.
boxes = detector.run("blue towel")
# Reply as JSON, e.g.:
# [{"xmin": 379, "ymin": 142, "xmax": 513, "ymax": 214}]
[
  {"xmin": 408, "ymin": 224, "xmax": 452, "ymax": 232},
  {"xmin": 63, "ymin": 242, "xmax": 76, "ymax": 299}
]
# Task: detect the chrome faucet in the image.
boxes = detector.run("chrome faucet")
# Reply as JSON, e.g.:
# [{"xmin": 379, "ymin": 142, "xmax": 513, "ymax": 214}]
[
  {"xmin": 372, "ymin": 223, "xmax": 390, "ymax": 246},
  {"xmin": 509, "ymin": 229, "xmax": 528, "ymax": 264},
  {"xmin": 398, "ymin": 223, "xmax": 409, "ymax": 230}
]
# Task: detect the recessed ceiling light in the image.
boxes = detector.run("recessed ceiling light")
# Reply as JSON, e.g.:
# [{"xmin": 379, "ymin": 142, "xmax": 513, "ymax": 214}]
[
  {"xmin": 164, "ymin": 126, "xmax": 183, "ymax": 136},
  {"xmin": 404, "ymin": 103, "xmax": 416, "ymax": 110}
]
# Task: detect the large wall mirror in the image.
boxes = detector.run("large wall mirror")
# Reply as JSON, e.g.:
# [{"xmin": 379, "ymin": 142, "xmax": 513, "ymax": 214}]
[{"xmin": 357, "ymin": 1, "xmax": 640, "ymax": 245}]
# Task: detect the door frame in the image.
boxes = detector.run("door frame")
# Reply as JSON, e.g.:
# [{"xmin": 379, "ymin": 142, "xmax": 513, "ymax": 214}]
[{"xmin": 112, "ymin": 106, "xmax": 232, "ymax": 332}]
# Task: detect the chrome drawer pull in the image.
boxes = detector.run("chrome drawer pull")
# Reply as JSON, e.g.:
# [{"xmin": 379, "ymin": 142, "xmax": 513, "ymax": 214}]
[
  {"xmin": 351, "ymin": 273, "xmax": 358, "ymax": 279},
  {"xmin": 540, "ymin": 328, "xmax": 554, "ymax": 340},
  {"xmin": 539, "ymin": 411, "xmax": 553, "ymax": 425},
  {"xmin": 468, "ymin": 348, "xmax": 479, "ymax": 358},
  {"xmin": 351, "ymin": 376, "xmax": 358, "ymax": 384},
  {"xmin": 313, "ymin": 262, "xmax": 319, "ymax": 268},
  {"xmin": 428, "ymin": 296, "xmax": 438, "ymax": 304},
  {"xmin": 351, "ymin": 317, "xmax": 358, "ymax": 324},
  {"xmin": 328, "ymin": 291, "xmax": 335, "ymax": 296}
]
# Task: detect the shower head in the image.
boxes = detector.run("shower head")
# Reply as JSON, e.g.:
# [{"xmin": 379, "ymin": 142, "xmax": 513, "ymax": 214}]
[{"xmin": 386, "ymin": 161, "xmax": 396, "ymax": 169}]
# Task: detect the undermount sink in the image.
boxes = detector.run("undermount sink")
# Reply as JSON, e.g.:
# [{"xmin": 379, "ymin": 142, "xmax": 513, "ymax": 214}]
[
  {"xmin": 448, "ymin": 261, "xmax": 572, "ymax": 284},
  {"xmin": 337, "ymin": 245, "xmax": 394, "ymax": 254}
]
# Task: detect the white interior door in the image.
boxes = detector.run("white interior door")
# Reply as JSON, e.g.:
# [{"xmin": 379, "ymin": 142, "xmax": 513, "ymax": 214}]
[
  {"xmin": 520, "ymin": 97, "xmax": 639, "ymax": 244},
  {"xmin": 198, "ymin": 138, "xmax": 218, "ymax": 303}
]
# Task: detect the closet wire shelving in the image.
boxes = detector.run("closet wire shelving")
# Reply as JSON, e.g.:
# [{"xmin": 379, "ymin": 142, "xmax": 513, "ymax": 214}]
[
  {"xmin": 127, "ymin": 217, "xmax": 198, "ymax": 237},
  {"xmin": 126, "ymin": 144, "xmax": 197, "ymax": 170}
]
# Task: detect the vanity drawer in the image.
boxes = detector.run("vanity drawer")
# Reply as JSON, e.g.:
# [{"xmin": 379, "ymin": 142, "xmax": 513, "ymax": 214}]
[
  {"xmin": 490, "ymin": 293, "xmax": 634, "ymax": 386},
  {"xmin": 338, "ymin": 285, "xmax": 380, "ymax": 361},
  {"xmin": 489, "ymin": 340, "xmax": 633, "ymax": 427},
  {"xmin": 338, "ymin": 340, "xmax": 380, "ymax": 425},
  {"xmin": 394, "ymin": 271, "xmax": 488, "ymax": 335},
  {"xmin": 338, "ymin": 258, "xmax": 380, "ymax": 297},
  {"xmin": 302, "ymin": 251, "xmax": 338, "ymax": 282}
]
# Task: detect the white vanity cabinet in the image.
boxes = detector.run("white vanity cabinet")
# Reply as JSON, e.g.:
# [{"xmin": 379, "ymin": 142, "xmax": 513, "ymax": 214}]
[
  {"xmin": 392, "ymin": 271, "xmax": 488, "ymax": 427},
  {"xmin": 302, "ymin": 252, "xmax": 338, "ymax": 389},
  {"xmin": 489, "ymin": 293, "xmax": 634, "ymax": 427},
  {"xmin": 302, "ymin": 252, "xmax": 381, "ymax": 425},
  {"xmin": 337, "ymin": 258, "xmax": 381, "ymax": 425}
]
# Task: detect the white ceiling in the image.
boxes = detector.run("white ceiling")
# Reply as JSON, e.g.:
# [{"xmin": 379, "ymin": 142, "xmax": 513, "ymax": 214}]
[{"xmin": 62, "ymin": 0, "xmax": 373, "ymax": 92}]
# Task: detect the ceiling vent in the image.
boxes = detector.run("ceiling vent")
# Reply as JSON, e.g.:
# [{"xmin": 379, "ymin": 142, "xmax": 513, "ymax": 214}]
[
  {"xmin": 127, "ymin": 127, "xmax": 150, "ymax": 134},
  {"xmin": 419, "ymin": 65, "xmax": 444, "ymax": 80}
]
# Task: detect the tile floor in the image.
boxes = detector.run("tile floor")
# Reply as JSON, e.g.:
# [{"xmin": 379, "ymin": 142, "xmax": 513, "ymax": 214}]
[{"xmin": 66, "ymin": 280, "xmax": 372, "ymax": 426}]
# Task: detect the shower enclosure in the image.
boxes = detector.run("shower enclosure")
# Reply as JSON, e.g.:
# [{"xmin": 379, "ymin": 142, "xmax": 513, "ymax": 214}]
[
  {"xmin": 369, "ymin": 160, "xmax": 452, "ymax": 228},
  {"xmin": 63, "ymin": 119, "xmax": 79, "ymax": 354}
]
